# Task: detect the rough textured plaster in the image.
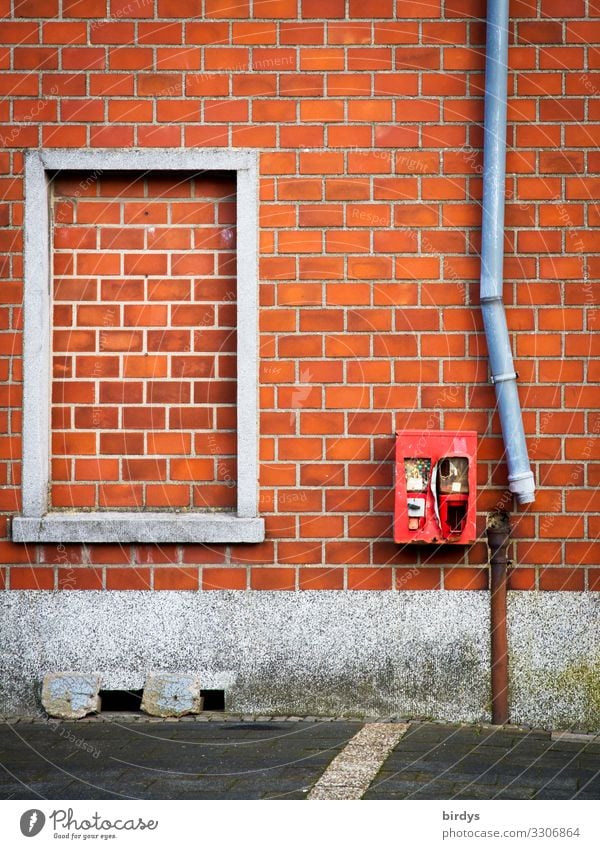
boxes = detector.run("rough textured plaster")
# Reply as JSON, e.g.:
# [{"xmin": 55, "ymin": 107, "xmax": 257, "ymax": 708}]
[
  {"xmin": 508, "ymin": 592, "xmax": 600, "ymax": 730},
  {"xmin": 0, "ymin": 591, "xmax": 490, "ymax": 721}
]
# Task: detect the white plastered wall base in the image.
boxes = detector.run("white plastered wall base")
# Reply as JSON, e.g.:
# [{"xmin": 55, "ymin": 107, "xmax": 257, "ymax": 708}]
[
  {"xmin": 1, "ymin": 591, "xmax": 597, "ymax": 727},
  {"xmin": 0, "ymin": 590, "xmax": 490, "ymax": 720}
]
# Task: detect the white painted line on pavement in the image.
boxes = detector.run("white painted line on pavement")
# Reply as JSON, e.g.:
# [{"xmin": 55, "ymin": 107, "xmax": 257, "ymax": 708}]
[{"xmin": 307, "ymin": 722, "xmax": 409, "ymax": 800}]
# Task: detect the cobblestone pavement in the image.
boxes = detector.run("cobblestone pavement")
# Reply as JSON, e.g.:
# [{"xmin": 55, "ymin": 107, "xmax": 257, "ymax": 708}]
[
  {"xmin": 364, "ymin": 722, "xmax": 600, "ymax": 800},
  {"xmin": 0, "ymin": 717, "xmax": 360, "ymax": 800},
  {"xmin": 0, "ymin": 717, "xmax": 598, "ymax": 800}
]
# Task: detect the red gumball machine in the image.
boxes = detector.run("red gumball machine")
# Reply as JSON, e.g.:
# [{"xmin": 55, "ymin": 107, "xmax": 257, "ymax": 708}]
[{"xmin": 394, "ymin": 430, "xmax": 477, "ymax": 544}]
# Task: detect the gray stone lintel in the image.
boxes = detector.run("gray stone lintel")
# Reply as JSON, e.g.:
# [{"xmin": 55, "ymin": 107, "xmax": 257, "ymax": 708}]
[
  {"xmin": 12, "ymin": 513, "xmax": 265, "ymax": 544},
  {"xmin": 16, "ymin": 149, "xmax": 261, "ymax": 544},
  {"xmin": 37, "ymin": 148, "xmax": 257, "ymax": 172}
]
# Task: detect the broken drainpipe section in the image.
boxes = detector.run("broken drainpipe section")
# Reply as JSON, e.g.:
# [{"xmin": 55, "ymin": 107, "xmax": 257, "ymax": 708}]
[{"xmin": 480, "ymin": 0, "xmax": 535, "ymax": 505}]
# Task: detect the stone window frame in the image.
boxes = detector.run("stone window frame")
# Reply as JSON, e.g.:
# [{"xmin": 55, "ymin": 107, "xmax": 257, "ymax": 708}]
[{"xmin": 12, "ymin": 148, "xmax": 264, "ymax": 544}]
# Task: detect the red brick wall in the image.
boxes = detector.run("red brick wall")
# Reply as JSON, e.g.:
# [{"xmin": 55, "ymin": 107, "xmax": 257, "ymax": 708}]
[
  {"xmin": 0, "ymin": 0, "xmax": 598, "ymax": 593},
  {"xmin": 51, "ymin": 170, "xmax": 237, "ymax": 512}
]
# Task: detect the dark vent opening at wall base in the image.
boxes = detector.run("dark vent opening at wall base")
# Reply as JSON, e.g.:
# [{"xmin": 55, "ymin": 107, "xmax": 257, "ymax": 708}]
[
  {"xmin": 98, "ymin": 688, "xmax": 225, "ymax": 713},
  {"xmin": 201, "ymin": 690, "xmax": 225, "ymax": 711},
  {"xmin": 99, "ymin": 689, "xmax": 143, "ymax": 712}
]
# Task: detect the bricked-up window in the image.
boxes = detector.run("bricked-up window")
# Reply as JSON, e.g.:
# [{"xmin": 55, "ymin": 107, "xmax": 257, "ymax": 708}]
[
  {"xmin": 51, "ymin": 170, "xmax": 237, "ymax": 513},
  {"xmin": 13, "ymin": 149, "xmax": 263, "ymax": 545}
]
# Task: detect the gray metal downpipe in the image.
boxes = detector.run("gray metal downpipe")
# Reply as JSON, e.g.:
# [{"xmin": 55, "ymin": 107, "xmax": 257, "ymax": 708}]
[{"xmin": 480, "ymin": 0, "xmax": 535, "ymax": 504}]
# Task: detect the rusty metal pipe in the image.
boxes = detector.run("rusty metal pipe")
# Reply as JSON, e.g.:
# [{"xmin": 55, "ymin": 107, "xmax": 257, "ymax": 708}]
[{"xmin": 487, "ymin": 510, "xmax": 511, "ymax": 725}]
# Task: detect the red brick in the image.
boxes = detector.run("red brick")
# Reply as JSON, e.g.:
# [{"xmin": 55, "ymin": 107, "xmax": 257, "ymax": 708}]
[
  {"xmin": 120, "ymin": 356, "xmax": 167, "ymax": 378},
  {"xmin": 508, "ymin": 568, "xmax": 536, "ymax": 591},
  {"xmin": 348, "ymin": 567, "xmax": 393, "ymax": 590},
  {"xmin": 519, "ymin": 20, "xmax": 563, "ymax": 43},
  {"xmin": 589, "ymin": 570, "xmax": 600, "ymax": 592},
  {"xmin": 0, "ymin": 540, "xmax": 34, "ymax": 564},
  {"xmin": 154, "ymin": 567, "xmax": 198, "ymax": 590},
  {"xmin": 62, "ymin": 47, "xmax": 105, "ymax": 71},
  {"xmin": 302, "ymin": 0, "xmax": 344, "ymax": 15},
  {"xmin": 106, "ymin": 568, "xmax": 151, "ymax": 590},
  {"xmin": 170, "ymin": 459, "xmax": 214, "ymax": 481},
  {"xmin": 299, "ymin": 567, "xmax": 344, "ymax": 590},
  {"xmin": 122, "ymin": 458, "xmax": 166, "ymax": 481},
  {"xmin": 251, "ymin": 568, "xmax": 296, "ymax": 590},
  {"xmin": 72, "ymin": 402, "xmax": 118, "ymax": 428},
  {"xmin": 566, "ymin": 543, "xmax": 600, "ymax": 566},
  {"xmin": 58, "ymin": 568, "xmax": 103, "ymax": 590},
  {"xmin": 11, "ymin": 567, "xmax": 54, "ymax": 590},
  {"xmin": 539, "ymin": 568, "xmax": 585, "ymax": 592},
  {"xmin": 204, "ymin": 0, "xmax": 249, "ymax": 16},
  {"xmin": 52, "ymin": 432, "xmax": 96, "ymax": 455},
  {"xmin": 146, "ymin": 485, "xmax": 190, "ymax": 507},
  {"xmin": 63, "ymin": 0, "xmax": 105, "ymax": 13},
  {"xmin": 444, "ymin": 568, "xmax": 489, "ymax": 590},
  {"xmin": 14, "ymin": 47, "xmax": 59, "ymax": 70},
  {"xmin": 203, "ymin": 568, "xmax": 247, "ymax": 590},
  {"xmin": 99, "ymin": 484, "xmax": 142, "ymax": 508},
  {"xmin": 120, "ymin": 407, "xmax": 165, "ymax": 431},
  {"xmin": 133, "ymin": 545, "xmax": 178, "ymax": 565},
  {"xmin": 278, "ymin": 541, "xmax": 322, "ymax": 564},
  {"xmin": 396, "ymin": 568, "xmax": 441, "ymax": 590},
  {"xmin": 204, "ymin": 47, "xmax": 249, "ymax": 71},
  {"xmin": 74, "ymin": 459, "xmax": 118, "ymax": 482},
  {"xmin": 15, "ymin": 0, "xmax": 58, "ymax": 14}
]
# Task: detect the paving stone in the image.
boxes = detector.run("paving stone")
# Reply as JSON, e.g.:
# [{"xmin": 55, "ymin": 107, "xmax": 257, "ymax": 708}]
[
  {"xmin": 1, "ymin": 719, "xmax": 598, "ymax": 800},
  {"xmin": 451, "ymin": 786, "xmax": 499, "ymax": 800},
  {"xmin": 0, "ymin": 720, "xmax": 353, "ymax": 800},
  {"xmin": 363, "ymin": 722, "xmax": 598, "ymax": 800},
  {"xmin": 493, "ymin": 787, "xmax": 538, "ymax": 799},
  {"xmin": 407, "ymin": 782, "xmax": 462, "ymax": 799},
  {"xmin": 360, "ymin": 779, "xmax": 420, "ymax": 799},
  {"xmin": 533, "ymin": 788, "xmax": 581, "ymax": 799}
]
